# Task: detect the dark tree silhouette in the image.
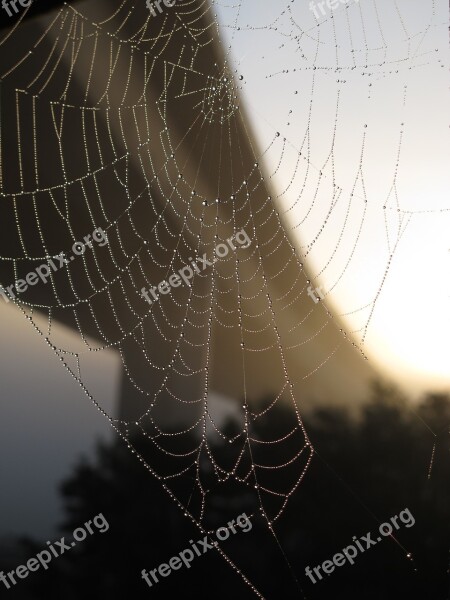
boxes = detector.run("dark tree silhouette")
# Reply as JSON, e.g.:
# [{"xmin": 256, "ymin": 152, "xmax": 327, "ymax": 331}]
[{"xmin": 1, "ymin": 383, "xmax": 449, "ymax": 599}]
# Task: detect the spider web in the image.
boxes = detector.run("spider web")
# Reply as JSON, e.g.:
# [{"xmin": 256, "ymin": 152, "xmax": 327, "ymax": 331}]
[{"xmin": 0, "ymin": 0, "xmax": 447, "ymax": 595}]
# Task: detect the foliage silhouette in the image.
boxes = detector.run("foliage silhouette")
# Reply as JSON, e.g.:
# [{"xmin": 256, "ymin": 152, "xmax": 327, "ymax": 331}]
[{"xmin": 1, "ymin": 382, "xmax": 448, "ymax": 599}]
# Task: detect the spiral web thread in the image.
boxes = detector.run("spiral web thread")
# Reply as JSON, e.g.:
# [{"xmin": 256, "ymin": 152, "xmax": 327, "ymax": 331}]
[{"xmin": 0, "ymin": 0, "xmax": 446, "ymax": 595}]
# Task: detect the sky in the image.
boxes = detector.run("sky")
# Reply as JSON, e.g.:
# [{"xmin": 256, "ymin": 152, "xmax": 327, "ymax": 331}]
[
  {"xmin": 213, "ymin": 0, "xmax": 450, "ymax": 394},
  {"xmin": 0, "ymin": 303, "xmax": 118, "ymax": 539},
  {"xmin": 0, "ymin": 0, "xmax": 448, "ymax": 540}
]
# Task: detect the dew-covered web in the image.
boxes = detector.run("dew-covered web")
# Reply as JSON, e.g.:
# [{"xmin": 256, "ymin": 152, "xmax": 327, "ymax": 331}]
[{"xmin": 0, "ymin": 0, "xmax": 447, "ymax": 595}]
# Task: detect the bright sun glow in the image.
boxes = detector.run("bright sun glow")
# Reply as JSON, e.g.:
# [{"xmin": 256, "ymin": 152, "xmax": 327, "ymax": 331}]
[{"xmin": 215, "ymin": 0, "xmax": 450, "ymax": 392}]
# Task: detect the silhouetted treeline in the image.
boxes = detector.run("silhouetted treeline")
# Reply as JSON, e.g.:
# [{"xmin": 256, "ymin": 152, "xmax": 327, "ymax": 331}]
[{"xmin": 1, "ymin": 382, "xmax": 449, "ymax": 599}]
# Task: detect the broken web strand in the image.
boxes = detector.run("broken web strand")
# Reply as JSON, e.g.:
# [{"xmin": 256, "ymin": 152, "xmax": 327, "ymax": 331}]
[
  {"xmin": 0, "ymin": 0, "xmax": 447, "ymax": 595},
  {"xmin": 0, "ymin": 0, "xmax": 442, "ymax": 482},
  {"xmin": 208, "ymin": 0, "xmax": 444, "ymax": 575},
  {"xmin": 228, "ymin": 120, "xmax": 313, "ymax": 598},
  {"xmin": 14, "ymin": 299, "xmax": 267, "ymax": 599}
]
